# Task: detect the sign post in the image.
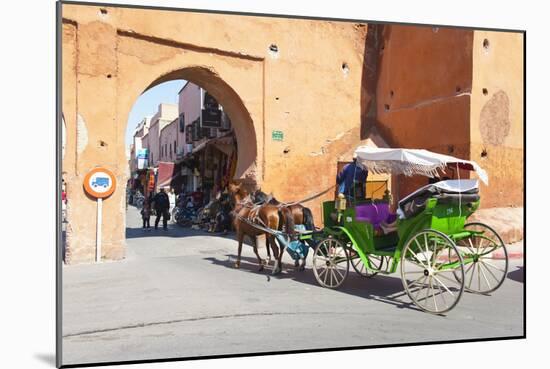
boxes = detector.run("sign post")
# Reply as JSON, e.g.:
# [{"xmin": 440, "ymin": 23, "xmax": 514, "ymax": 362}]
[
  {"xmin": 83, "ymin": 167, "xmax": 116, "ymax": 263},
  {"xmin": 96, "ymin": 198, "xmax": 103, "ymax": 262}
]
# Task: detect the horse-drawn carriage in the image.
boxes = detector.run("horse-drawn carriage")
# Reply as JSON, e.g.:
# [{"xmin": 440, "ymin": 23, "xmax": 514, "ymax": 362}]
[
  {"xmin": 303, "ymin": 146, "xmax": 508, "ymax": 314},
  {"xmin": 229, "ymin": 146, "xmax": 508, "ymax": 314}
]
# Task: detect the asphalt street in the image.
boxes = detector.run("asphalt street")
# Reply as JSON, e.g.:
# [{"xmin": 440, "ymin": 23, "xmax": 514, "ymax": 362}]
[{"xmin": 62, "ymin": 206, "xmax": 524, "ymax": 366}]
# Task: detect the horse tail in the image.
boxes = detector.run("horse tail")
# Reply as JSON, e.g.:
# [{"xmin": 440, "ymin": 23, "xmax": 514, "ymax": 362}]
[{"xmin": 302, "ymin": 207, "xmax": 315, "ymax": 230}]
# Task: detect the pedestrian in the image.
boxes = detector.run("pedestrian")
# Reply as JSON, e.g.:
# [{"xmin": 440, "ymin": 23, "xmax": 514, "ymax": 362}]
[
  {"xmin": 168, "ymin": 187, "xmax": 176, "ymax": 215},
  {"xmin": 336, "ymin": 152, "xmax": 368, "ymax": 203},
  {"xmin": 141, "ymin": 201, "xmax": 151, "ymax": 230},
  {"xmin": 153, "ymin": 187, "xmax": 170, "ymax": 230}
]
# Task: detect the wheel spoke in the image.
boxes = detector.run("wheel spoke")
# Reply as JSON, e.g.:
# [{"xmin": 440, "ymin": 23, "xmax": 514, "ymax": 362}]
[
  {"xmin": 408, "ymin": 273, "xmax": 428, "ymax": 289},
  {"xmin": 478, "ymin": 259, "xmax": 506, "ymax": 273},
  {"xmin": 318, "ymin": 267, "xmax": 328, "ymax": 279},
  {"xmin": 478, "ymin": 261, "xmax": 492, "ymax": 290},
  {"xmin": 465, "ymin": 238, "xmax": 477, "ymax": 255},
  {"xmin": 413, "ymin": 276, "xmax": 428, "ymax": 300},
  {"xmin": 407, "ymin": 248, "xmax": 428, "ymax": 269},
  {"xmin": 423, "ymin": 233, "xmax": 431, "ymax": 268},
  {"xmin": 431, "ymin": 239, "xmax": 439, "ymax": 267},
  {"xmin": 334, "ymin": 266, "xmax": 344, "ymax": 281},
  {"xmin": 405, "ymin": 256, "xmax": 426, "ymax": 270},
  {"xmin": 433, "ymin": 278, "xmax": 448, "ymax": 309},
  {"xmin": 432, "ymin": 275, "xmax": 455, "ymax": 296},
  {"xmin": 477, "ymin": 262, "xmax": 481, "ymax": 291},
  {"xmin": 463, "ymin": 261, "xmax": 475, "ymax": 275},
  {"xmin": 467, "ymin": 262, "xmax": 476, "ymax": 289},
  {"xmin": 479, "ymin": 260, "xmax": 501, "ymax": 283},
  {"xmin": 436, "ymin": 272, "xmax": 459, "ymax": 285},
  {"xmin": 430, "ymin": 277, "xmax": 438, "ymax": 311},
  {"xmin": 323, "ymin": 266, "xmax": 330, "ymax": 285}
]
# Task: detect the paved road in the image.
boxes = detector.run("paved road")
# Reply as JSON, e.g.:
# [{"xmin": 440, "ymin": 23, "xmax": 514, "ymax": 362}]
[{"xmin": 62, "ymin": 206, "xmax": 524, "ymax": 366}]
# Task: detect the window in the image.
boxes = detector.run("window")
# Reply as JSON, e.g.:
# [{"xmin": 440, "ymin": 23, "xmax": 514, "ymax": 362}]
[
  {"xmin": 179, "ymin": 113, "xmax": 185, "ymax": 132},
  {"xmin": 169, "ymin": 143, "xmax": 172, "ymax": 156},
  {"xmin": 174, "ymin": 141, "xmax": 177, "ymax": 153}
]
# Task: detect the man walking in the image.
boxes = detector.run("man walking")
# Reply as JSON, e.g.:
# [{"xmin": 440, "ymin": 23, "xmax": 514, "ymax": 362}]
[{"xmin": 153, "ymin": 187, "xmax": 170, "ymax": 230}]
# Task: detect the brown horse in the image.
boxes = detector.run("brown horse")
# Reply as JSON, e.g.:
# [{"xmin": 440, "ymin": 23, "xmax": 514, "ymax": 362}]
[
  {"xmin": 251, "ymin": 189, "xmax": 315, "ymax": 230},
  {"xmin": 227, "ymin": 182, "xmax": 294, "ymax": 275}
]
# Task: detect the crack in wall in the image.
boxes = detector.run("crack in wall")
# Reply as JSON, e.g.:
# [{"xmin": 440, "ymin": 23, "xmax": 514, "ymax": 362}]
[
  {"xmin": 386, "ymin": 90, "xmax": 472, "ymax": 113},
  {"xmin": 117, "ymin": 29, "xmax": 264, "ymax": 62}
]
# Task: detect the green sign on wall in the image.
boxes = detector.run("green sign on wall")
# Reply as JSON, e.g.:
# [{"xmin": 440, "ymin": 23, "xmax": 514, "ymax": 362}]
[{"xmin": 272, "ymin": 130, "xmax": 284, "ymax": 141}]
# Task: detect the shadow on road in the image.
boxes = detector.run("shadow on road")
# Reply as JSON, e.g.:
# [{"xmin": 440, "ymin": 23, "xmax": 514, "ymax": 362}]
[
  {"xmin": 507, "ymin": 266, "xmax": 524, "ymax": 283},
  {"xmin": 204, "ymin": 254, "xmax": 420, "ymax": 313}
]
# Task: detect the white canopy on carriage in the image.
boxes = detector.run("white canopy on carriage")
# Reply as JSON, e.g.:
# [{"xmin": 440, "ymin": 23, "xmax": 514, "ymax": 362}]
[{"xmin": 353, "ymin": 146, "xmax": 489, "ymax": 185}]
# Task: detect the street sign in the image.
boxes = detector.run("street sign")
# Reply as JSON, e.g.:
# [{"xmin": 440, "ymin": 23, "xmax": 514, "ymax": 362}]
[
  {"xmin": 83, "ymin": 167, "xmax": 116, "ymax": 199},
  {"xmin": 201, "ymin": 108, "xmax": 222, "ymax": 128},
  {"xmin": 83, "ymin": 167, "xmax": 116, "ymax": 263},
  {"xmin": 272, "ymin": 130, "xmax": 284, "ymax": 141}
]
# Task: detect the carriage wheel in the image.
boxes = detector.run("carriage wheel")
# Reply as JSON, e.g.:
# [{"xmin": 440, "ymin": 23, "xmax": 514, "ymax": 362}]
[
  {"xmin": 454, "ymin": 223, "xmax": 508, "ymax": 294},
  {"xmin": 313, "ymin": 238, "xmax": 349, "ymax": 289},
  {"xmin": 348, "ymin": 245, "xmax": 383, "ymax": 278},
  {"xmin": 400, "ymin": 229, "xmax": 465, "ymax": 314}
]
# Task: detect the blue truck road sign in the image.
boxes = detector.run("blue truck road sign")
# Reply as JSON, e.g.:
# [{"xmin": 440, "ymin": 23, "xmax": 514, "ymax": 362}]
[{"xmin": 92, "ymin": 177, "xmax": 110, "ymax": 188}]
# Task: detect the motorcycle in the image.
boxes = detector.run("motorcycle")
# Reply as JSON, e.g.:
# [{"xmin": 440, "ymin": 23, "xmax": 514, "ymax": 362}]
[{"xmin": 174, "ymin": 206, "xmax": 197, "ymax": 227}]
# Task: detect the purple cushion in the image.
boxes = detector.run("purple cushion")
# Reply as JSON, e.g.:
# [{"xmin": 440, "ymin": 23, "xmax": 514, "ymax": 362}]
[{"xmin": 356, "ymin": 203, "xmax": 393, "ymax": 228}]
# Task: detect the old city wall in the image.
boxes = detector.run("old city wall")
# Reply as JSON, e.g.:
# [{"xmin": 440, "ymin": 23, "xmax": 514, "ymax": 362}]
[
  {"xmin": 62, "ymin": 4, "xmax": 371, "ymax": 263},
  {"xmin": 62, "ymin": 5, "xmax": 523, "ymax": 263},
  {"xmin": 470, "ymin": 31, "xmax": 524, "ymax": 208}
]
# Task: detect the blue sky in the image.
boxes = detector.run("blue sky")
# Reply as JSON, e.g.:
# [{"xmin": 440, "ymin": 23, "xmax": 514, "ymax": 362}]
[{"xmin": 125, "ymin": 80, "xmax": 186, "ymax": 147}]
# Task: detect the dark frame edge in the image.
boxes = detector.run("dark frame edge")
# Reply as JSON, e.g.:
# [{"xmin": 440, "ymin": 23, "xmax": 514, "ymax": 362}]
[
  {"xmin": 56, "ymin": 0, "xmax": 63, "ymax": 367},
  {"xmin": 59, "ymin": 335, "xmax": 525, "ymax": 368},
  {"xmin": 59, "ymin": 0, "xmax": 525, "ymax": 34},
  {"xmin": 522, "ymin": 30, "xmax": 526, "ymax": 340}
]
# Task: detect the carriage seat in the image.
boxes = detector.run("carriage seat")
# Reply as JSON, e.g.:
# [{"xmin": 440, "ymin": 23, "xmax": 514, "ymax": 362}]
[
  {"xmin": 397, "ymin": 179, "xmax": 480, "ymax": 220},
  {"xmin": 355, "ymin": 203, "xmax": 397, "ymax": 230}
]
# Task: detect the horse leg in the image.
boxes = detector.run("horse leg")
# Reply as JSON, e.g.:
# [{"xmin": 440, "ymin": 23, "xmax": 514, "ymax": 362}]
[
  {"xmin": 252, "ymin": 235, "xmax": 265, "ymax": 272},
  {"xmin": 265, "ymin": 234, "xmax": 272, "ymax": 263},
  {"xmin": 272, "ymin": 236, "xmax": 285, "ymax": 275},
  {"xmin": 235, "ymin": 231, "xmax": 244, "ymax": 269},
  {"xmin": 299, "ymin": 257, "xmax": 306, "ymax": 271},
  {"xmin": 266, "ymin": 235, "xmax": 278, "ymax": 274}
]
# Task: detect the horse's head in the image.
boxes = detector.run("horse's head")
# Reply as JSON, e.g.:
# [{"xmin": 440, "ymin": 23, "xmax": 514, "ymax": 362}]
[
  {"xmin": 251, "ymin": 189, "xmax": 268, "ymax": 204},
  {"xmin": 227, "ymin": 181, "xmax": 251, "ymax": 209}
]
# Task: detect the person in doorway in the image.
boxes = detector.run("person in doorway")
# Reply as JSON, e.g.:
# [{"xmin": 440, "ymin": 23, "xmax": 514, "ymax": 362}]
[
  {"xmin": 141, "ymin": 201, "xmax": 151, "ymax": 230},
  {"xmin": 336, "ymin": 153, "xmax": 368, "ymax": 202},
  {"xmin": 153, "ymin": 187, "xmax": 170, "ymax": 230}
]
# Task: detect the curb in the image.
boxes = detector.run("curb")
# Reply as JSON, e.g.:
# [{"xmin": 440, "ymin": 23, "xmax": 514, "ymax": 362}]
[{"xmin": 489, "ymin": 249, "xmax": 523, "ymax": 260}]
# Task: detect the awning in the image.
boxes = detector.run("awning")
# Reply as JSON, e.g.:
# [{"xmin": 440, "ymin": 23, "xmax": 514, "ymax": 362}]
[
  {"xmin": 191, "ymin": 133, "xmax": 235, "ymax": 155},
  {"xmin": 192, "ymin": 140, "xmax": 208, "ymax": 154},
  {"xmin": 156, "ymin": 161, "xmax": 175, "ymax": 188},
  {"xmin": 354, "ymin": 146, "xmax": 489, "ymax": 185}
]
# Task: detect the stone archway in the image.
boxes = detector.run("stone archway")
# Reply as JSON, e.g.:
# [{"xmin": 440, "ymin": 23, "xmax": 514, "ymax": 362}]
[
  {"xmin": 63, "ymin": 20, "xmax": 266, "ymax": 264},
  {"xmin": 135, "ymin": 66, "xmax": 259, "ymax": 183}
]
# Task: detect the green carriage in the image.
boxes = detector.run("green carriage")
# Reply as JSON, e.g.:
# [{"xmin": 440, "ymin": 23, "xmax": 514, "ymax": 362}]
[{"xmin": 311, "ymin": 147, "xmax": 508, "ymax": 314}]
